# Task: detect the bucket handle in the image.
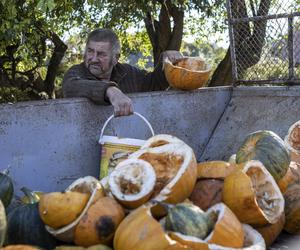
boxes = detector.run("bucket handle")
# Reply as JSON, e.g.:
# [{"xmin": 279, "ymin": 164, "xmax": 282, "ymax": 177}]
[{"xmin": 99, "ymin": 112, "xmax": 155, "ymax": 142}]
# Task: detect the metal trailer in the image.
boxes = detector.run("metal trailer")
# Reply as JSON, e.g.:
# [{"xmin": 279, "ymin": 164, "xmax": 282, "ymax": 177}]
[{"xmin": 1, "ymin": 86, "xmax": 300, "ymax": 248}]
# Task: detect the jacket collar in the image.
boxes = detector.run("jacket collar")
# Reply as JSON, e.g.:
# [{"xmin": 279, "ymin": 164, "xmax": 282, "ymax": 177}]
[{"xmin": 110, "ymin": 63, "xmax": 127, "ymax": 83}]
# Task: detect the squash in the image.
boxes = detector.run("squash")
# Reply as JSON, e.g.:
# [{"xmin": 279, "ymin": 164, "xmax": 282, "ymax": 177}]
[
  {"xmin": 163, "ymin": 57, "xmax": 211, "ymax": 90},
  {"xmin": 129, "ymin": 134, "xmax": 198, "ymax": 217},
  {"xmin": 164, "ymin": 202, "xmax": 216, "ymax": 239},
  {"xmin": 222, "ymin": 160, "xmax": 284, "ymax": 226},
  {"xmin": 108, "ymin": 159, "xmax": 156, "ymax": 209},
  {"xmin": 6, "ymin": 187, "xmax": 58, "ymax": 249},
  {"xmin": 39, "ymin": 191, "xmax": 90, "ymax": 229},
  {"xmin": 0, "ymin": 169, "xmax": 14, "ymax": 208},
  {"xmin": 0, "ymin": 200, "xmax": 7, "ymax": 247},
  {"xmin": 236, "ymin": 130, "xmax": 290, "ymax": 181},
  {"xmin": 74, "ymin": 197, "xmax": 125, "ymax": 247}
]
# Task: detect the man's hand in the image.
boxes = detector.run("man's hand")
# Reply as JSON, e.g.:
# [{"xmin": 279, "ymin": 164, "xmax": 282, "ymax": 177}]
[
  {"xmin": 106, "ymin": 86, "xmax": 134, "ymax": 117},
  {"xmin": 162, "ymin": 50, "xmax": 184, "ymax": 64}
]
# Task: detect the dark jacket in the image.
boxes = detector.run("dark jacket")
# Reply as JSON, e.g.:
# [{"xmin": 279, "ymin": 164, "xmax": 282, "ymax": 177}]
[{"xmin": 62, "ymin": 60, "xmax": 169, "ymax": 105}]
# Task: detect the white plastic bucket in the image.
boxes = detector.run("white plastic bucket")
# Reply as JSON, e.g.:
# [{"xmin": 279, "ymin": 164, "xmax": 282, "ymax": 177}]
[{"xmin": 98, "ymin": 112, "xmax": 154, "ymax": 179}]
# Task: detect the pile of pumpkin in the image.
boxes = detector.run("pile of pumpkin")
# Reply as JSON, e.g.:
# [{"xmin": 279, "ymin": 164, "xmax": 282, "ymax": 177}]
[{"xmin": 2, "ymin": 120, "xmax": 300, "ymax": 250}]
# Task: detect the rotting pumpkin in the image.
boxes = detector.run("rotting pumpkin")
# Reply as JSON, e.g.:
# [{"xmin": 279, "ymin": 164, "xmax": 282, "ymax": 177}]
[
  {"xmin": 45, "ymin": 176, "xmax": 105, "ymax": 243},
  {"xmin": 74, "ymin": 197, "xmax": 125, "ymax": 247},
  {"xmin": 129, "ymin": 134, "xmax": 198, "ymax": 217},
  {"xmin": 222, "ymin": 160, "xmax": 284, "ymax": 227}
]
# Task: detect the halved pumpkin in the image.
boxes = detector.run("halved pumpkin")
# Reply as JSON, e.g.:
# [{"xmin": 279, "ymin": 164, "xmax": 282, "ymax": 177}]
[
  {"xmin": 236, "ymin": 130, "xmax": 290, "ymax": 181},
  {"xmin": 39, "ymin": 191, "xmax": 90, "ymax": 229},
  {"xmin": 223, "ymin": 160, "xmax": 284, "ymax": 226},
  {"xmin": 113, "ymin": 205, "xmax": 187, "ymax": 250},
  {"xmin": 277, "ymin": 161, "xmax": 300, "ymax": 194},
  {"xmin": 209, "ymin": 224, "xmax": 266, "ymax": 250},
  {"xmin": 129, "ymin": 135, "xmax": 198, "ymax": 217},
  {"xmin": 167, "ymin": 202, "xmax": 244, "ymax": 249},
  {"xmin": 46, "ymin": 176, "xmax": 104, "ymax": 243},
  {"xmin": 197, "ymin": 161, "xmax": 236, "ymax": 179},
  {"xmin": 283, "ymin": 182, "xmax": 300, "ymax": 234},
  {"xmin": 255, "ymin": 212, "xmax": 285, "ymax": 248},
  {"xmin": 141, "ymin": 134, "xmax": 185, "ymax": 149},
  {"xmin": 164, "ymin": 57, "xmax": 211, "ymax": 90},
  {"xmin": 108, "ymin": 159, "xmax": 156, "ymax": 209},
  {"xmin": 284, "ymin": 120, "xmax": 300, "ymax": 163},
  {"xmin": 74, "ymin": 197, "xmax": 125, "ymax": 247}
]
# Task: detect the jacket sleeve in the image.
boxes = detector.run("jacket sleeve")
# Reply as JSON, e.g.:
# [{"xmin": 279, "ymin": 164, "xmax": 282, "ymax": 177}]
[
  {"xmin": 132, "ymin": 55, "xmax": 169, "ymax": 92},
  {"xmin": 62, "ymin": 65, "xmax": 117, "ymax": 105}
]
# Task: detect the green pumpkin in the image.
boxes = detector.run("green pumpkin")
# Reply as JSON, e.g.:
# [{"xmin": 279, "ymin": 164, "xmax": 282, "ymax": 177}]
[
  {"xmin": 0, "ymin": 200, "xmax": 7, "ymax": 247},
  {"xmin": 165, "ymin": 202, "xmax": 216, "ymax": 239},
  {"xmin": 6, "ymin": 187, "xmax": 58, "ymax": 250},
  {"xmin": 236, "ymin": 130, "xmax": 290, "ymax": 181},
  {"xmin": 0, "ymin": 169, "xmax": 14, "ymax": 208}
]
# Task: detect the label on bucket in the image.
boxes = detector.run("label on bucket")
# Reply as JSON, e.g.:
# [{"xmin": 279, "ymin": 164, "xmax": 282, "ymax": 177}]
[{"xmin": 99, "ymin": 136, "xmax": 145, "ymax": 179}]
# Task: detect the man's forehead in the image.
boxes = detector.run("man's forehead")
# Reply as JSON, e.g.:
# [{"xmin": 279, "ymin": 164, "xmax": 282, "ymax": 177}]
[{"xmin": 87, "ymin": 40, "xmax": 111, "ymax": 50}]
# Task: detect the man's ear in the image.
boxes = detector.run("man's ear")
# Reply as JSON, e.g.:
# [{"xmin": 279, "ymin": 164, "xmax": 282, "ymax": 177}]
[{"xmin": 113, "ymin": 53, "xmax": 120, "ymax": 65}]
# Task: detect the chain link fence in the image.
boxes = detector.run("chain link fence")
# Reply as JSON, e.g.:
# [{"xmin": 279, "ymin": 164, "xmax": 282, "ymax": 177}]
[{"xmin": 226, "ymin": 0, "xmax": 300, "ymax": 85}]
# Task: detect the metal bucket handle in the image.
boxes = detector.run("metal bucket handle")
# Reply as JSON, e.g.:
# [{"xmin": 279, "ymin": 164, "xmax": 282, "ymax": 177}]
[{"xmin": 99, "ymin": 112, "xmax": 155, "ymax": 141}]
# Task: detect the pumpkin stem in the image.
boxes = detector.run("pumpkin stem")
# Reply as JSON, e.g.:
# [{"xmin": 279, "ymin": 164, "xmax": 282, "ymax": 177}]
[{"xmin": 20, "ymin": 187, "xmax": 40, "ymax": 204}]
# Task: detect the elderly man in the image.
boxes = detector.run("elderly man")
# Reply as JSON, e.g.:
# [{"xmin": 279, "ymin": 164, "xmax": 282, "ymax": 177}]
[{"xmin": 62, "ymin": 28, "xmax": 183, "ymax": 116}]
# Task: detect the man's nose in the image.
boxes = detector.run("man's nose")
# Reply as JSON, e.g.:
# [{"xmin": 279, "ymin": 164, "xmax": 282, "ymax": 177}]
[{"xmin": 91, "ymin": 52, "xmax": 99, "ymax": 61}]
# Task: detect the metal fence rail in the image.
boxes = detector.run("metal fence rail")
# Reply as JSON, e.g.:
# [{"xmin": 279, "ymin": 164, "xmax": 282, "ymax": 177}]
[{"xmin": 226, "ymin": 0, "xmax": 300, "ymax": 85}]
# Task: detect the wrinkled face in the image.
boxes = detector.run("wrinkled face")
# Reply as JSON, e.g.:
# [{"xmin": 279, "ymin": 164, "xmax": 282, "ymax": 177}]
[{"xmin": 84, "ymin": 41, "xmax": 119, "ymax": 79}]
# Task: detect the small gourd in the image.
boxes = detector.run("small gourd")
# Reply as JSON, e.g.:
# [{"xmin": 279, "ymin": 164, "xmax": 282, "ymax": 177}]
[{"xmin": 164, "ymin": 202, "xmax": 217, "ymax": 239}]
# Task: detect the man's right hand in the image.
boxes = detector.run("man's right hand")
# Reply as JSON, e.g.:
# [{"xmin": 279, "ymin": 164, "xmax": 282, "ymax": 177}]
[{"xmin": 106, "ymin": 86, "xmax": 134, "ymax": 117}]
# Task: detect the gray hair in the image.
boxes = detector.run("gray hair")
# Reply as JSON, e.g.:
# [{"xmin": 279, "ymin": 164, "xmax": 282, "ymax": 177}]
[{"xmin": 86, "ymin": 28, "xmax": 121, "ymax": 55}]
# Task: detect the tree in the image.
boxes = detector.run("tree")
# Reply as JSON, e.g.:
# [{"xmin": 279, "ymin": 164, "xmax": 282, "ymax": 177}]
[
  {"xmin": 90, "ymin": 0, "xmax": 223, "ymax": 65},
  {"xmin": 0, "ymin": 0, "xmax": 88, "ymax": 101}
]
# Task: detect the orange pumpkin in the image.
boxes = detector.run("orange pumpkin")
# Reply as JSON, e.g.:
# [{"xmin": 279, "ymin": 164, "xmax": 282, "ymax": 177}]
[
  {"xmin": 255, "ymin": 212, "xmax": 285, "ymax": 248},
  {"xmin": 277, "ymin": 161, "xmax": 300, "ymax": 194},
  {"xmin": 113, "ymin": 205, "xmax": 187, "ymax": 250},
  {"xmin": 164, "ymin": 57, "xmax": 211, "ymax": 90},
  {"xmin": 74, "ymin": 197, "xmax": 125, "ymax": 247},
  {"xmin": 285, "ymin": 120, "xmax": 300, "ymax": 163}
]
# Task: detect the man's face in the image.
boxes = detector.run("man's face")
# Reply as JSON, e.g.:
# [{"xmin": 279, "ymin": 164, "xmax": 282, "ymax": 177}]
[{"xmin": 84, "ymin": 41, "xmax": 118, "ymax": 79}]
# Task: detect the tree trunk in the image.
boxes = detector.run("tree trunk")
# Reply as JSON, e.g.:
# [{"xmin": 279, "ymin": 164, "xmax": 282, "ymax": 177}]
[
  {"xmin": 144, "ymin": 0, "xmax": 184, "ymax": 66},
  {"xmin": 44, "ymin": 32, "xmax": 67, "ymax": 98},
  {"xmin": 209, "ymin": 48, "xmax": 233, "ymax": 86}
]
